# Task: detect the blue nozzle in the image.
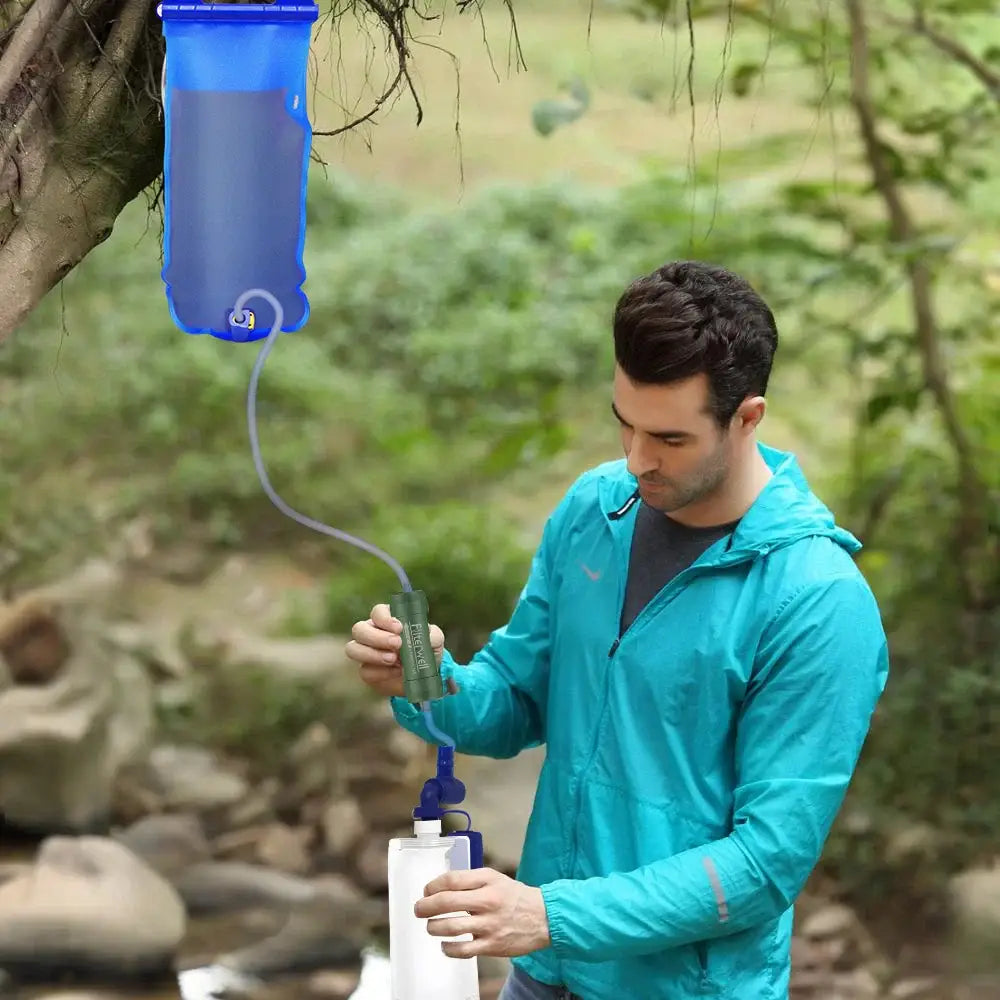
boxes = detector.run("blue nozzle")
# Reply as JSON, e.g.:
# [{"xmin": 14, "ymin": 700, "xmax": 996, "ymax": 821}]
[
  {"xmin": 413, "ymin": 745, "xmax": 465, "ymax": 820},
  {"xmin": 411, "ymin": 740, "xmax": 484, "ymax": 869}
]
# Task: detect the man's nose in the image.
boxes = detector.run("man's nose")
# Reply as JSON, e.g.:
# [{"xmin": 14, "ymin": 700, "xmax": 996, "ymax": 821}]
[{"xmin": 626, "ymin": 436, "xmax": 657, "ymax": 479}]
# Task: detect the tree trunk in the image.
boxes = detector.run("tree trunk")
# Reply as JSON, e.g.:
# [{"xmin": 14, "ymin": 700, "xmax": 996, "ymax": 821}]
[{"xmin": 0, "ymin": 0, "xmax": 164, "ymax": 341}]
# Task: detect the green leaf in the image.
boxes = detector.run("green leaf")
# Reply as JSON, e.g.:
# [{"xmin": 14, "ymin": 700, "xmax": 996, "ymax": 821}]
[{"xmin": 730, "ymin": 62, "xmax": 762, "ymax": 98}]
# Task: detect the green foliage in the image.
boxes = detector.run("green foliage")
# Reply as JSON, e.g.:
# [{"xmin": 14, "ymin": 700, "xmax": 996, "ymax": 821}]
[
  {"xmin": 156, "ymin": 662, "xmax": 375, "ymax": 768},
  {"xmin": 2, "ymin": 160, "xmax": 802, "ymax": 584},
  {"xmin": 532, "ymin": 77, "xmax": 591, "ymax": 136},
  {"xmin": 324, "ymin": 502, "xmax": 534, "ymax": 663}
]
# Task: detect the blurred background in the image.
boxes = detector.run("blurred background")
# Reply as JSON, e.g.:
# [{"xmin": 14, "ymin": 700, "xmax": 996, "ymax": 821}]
[{"xmin": 0, "ymin": 1, "xmax": 997, "ymax": 999}]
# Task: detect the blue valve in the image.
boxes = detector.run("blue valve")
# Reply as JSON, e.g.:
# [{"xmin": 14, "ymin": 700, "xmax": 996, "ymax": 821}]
[{"xmin": 412, "ymin": 745, "xmax": 484, "ymax": 869}]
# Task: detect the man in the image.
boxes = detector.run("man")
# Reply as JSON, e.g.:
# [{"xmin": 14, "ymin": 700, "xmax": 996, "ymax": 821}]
[{"xmin": 345, "ymin": 260, "xmax": 889, "ymax": 999}]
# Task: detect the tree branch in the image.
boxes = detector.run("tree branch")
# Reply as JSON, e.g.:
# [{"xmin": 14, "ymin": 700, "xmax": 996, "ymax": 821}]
[
  {"xmin": 313, "ymin": 0, "xmax": 418, "ymax": 137},
  {"xmin": 845, "ymin": 0, "xmax": 991, "ymax": 610},
  {"xmin": 0, "ymin": 0, "xmax": 68, "ymax": 110},
  {"xmin": 883, "ymin": 9, "xmax": 1000, "ymax": 102},
  {"xmin": 84, "ymin": 0, "xmax": 158, "ymax": 125}
]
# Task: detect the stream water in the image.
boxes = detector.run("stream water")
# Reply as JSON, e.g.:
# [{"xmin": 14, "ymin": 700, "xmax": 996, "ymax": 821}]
[{"xmin": 7, "ymin": 944, "xmax": 389, "ymax": 1000}]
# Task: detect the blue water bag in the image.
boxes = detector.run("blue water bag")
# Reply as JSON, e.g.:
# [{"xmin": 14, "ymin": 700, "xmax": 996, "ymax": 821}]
[{"xmin": 159, "ymin": 2, "xmax": 319, "ymax": 342}]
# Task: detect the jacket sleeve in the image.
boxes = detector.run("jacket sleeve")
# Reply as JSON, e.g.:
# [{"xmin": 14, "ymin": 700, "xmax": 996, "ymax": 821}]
[
  {"xmin": 539, "ymin": 572, "xmax": 890, "ymax": 961},
  {"xmin": 388, "ymin": 475, "xmax": 583, "ymax": 759}
]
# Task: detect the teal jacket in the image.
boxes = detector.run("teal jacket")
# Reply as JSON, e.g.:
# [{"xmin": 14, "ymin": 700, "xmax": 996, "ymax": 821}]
[{"xmin": 391, "ymin": 444, "xmax": 889, "ymax": 999}]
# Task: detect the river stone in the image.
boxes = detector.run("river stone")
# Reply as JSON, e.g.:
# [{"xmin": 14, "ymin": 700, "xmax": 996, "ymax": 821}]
[
  {"xmin": 0, "ymin": 629, "xmax": 155, "ymax": 834},
  {"xmin": 0, "ymin": 835, "xmax": 185, "ymax": 977},
  {"xmin": 216, "ymin": 892, "xmax": 365, "ymax": 976},
  {"xmin": 139, "ymin": 744, "xmax": 250, "ymax": 812},
  {"xmin": 113, "ymin": 812, "xmax": 211, "ymax": 878},
  {"xmin": 172, "ymin": 860, "xmax": 319, "ymax": 914}
]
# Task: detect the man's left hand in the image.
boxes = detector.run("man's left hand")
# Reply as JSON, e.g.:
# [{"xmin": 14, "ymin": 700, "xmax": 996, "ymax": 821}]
[{"xmin": 414, "ymin": 867, "xmax": 551, "ymax": 958}]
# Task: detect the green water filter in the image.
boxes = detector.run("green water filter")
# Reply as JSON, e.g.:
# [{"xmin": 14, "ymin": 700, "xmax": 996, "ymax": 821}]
[{"xmin": 390, "ymin": 590, "xmax": 444, "ymax": 705}]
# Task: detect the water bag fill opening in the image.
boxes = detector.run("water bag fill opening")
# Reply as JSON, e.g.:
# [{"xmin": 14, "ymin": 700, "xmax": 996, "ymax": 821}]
[{"xmin": 159, "ymin": 2, "xmax": 319, "ymax": 341}]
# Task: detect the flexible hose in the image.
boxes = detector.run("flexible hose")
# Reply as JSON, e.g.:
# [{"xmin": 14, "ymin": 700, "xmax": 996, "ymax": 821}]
[
  {"xmin": 421, "ymin": 705, "xmax": 455, "ymax": 747},
  {"xmin": 234, "ymin": 289, "xmax": 455, "ymax": 748},
  {"xmin": 234, "ymin": 288, "xmax": 413, "ymax": 591}
]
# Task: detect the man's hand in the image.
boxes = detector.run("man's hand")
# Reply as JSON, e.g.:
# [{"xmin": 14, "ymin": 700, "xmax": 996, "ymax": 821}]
[{"xmin": 414, "ymin": 867, "xmax": 551, "ymax": 958}]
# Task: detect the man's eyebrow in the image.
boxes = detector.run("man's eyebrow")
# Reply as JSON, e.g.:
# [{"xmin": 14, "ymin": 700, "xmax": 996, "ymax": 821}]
[{"xmin": 611, "ymin": 402, "xmax": 693, "ymax": 440}]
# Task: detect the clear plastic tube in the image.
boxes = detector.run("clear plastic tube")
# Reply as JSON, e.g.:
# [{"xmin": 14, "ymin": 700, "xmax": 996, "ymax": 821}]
[
  {"xmin": 421, "ymin": 703, "xmax": 456, "ymax": 747},
  {"xmin": 235, "ymin": 287, "xmax": 413, "ymax": 591}
]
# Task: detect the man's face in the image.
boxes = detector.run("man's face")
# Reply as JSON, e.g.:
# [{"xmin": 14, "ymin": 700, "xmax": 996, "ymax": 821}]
[{"xmin": 612, "ymin": 367, "xmax": 735, "ymax": 515}]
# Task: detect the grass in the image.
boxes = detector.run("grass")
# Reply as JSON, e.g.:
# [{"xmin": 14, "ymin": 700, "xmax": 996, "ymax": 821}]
[{"xmin": 308, "ymin": 0, "xmax": 845, "ymax": 201}]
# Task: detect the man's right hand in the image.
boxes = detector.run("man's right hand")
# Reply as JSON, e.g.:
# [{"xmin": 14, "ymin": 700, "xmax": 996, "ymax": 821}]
[{"xmin": 345, "ymin": 603, "xmax": 446, "ymax": 698}]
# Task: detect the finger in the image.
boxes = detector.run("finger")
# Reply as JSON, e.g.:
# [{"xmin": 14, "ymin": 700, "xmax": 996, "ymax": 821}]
[
  {"xmin": 442, "ymin": 938, "xmax": 485, "ymax": 959},
  {"xmin": 415, "ymin": 888, "xmax": 488, "ymax": 919},
  {"xmin": 425, "ymin": 915, "xmax": 483, "ymax": 938},
  {"xmin": 371, "ymin": 604, "xmax": 402, "ymax": 632},
  {"xmin": 349, "ymin": 621, "xmax": 401, "ymax": 656},
  {"xmin": 429, "ymin": 624, "xmax": 445, "ymax": 650},
  {"xmin": 423, "ymin": 868, "xmax": 499, "ymax": 897},
  {"xmin": 358, "ymin": 663, "xmax": 402, "ymax": 685},
  {"xmin": 345, "ymin": 641, "xmax": 399, "ymax": 671}
]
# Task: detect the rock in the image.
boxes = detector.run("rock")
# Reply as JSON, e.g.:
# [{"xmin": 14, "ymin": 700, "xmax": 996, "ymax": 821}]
[
  {"xmin": 213, "ymin": 825, "xmax": 273, "ymax": 861},
  {"xmin": 801, "ymin": 903, "xmax": 859, "ymax": 940},
  {"xmin": 224, "ymin": 778, "xmax": 279, "ymax": 830},
  {"xmin": 322, "ymin": 798, "xmax": 366, "ymax": 858},
  {"xmin": 32, "ymin": 559, "xmax": 124, "ymax": 612},
  {"xmin": 137, "ymin": 744, "xmax": 250, "ymax": 812},
  {"xmin": 114, "ymin": 813, "xmax": 211, "ymax": 878},
  {"xmin": 289, "ymin": 722, "xmax": 334, "ymax": 764},
  {"xmin": 835, "ymin": 967, "xmax": 881, "ymax": 997},
  {"xmin": 187, "ymin": 626, "xmax": 357, "ymax": 686},
  {"xmin": 948, "ymin": 865, "xmax": 1000, "ymax": 968},
  {"xmin": 354, "ymin": 837, "xmax": 388, "ymax": 892},
  {"xmin": 311, "ymin": 874, "xmax": 368, "ymax": 907},
  {"xmin": 0, "ymin": 620, "xmax": 155, "ymax": 833},
  {"xmin": 889, "ymin": 977, "xmax": 941, "ymax": 998},
  {"xmin": 884, "ymin": 822, "xmax": 942, "ymax": 865},
  {"xmin": 388, "ymin": 725, "xmax": 430, "ymax": 766},
  {"xmin": 0, "ymin": 595, "xmax": 71, "ymax": 685},
  {"xmin": 0, "ymin": 835, "xmax": 185, "ymax": 977},
  {"xmin": 285, "ymin": 723, "xmax": 338, "ymax": 802},
  {"xmin": 360, "ymin": 782, "xmax": 421, "ymax": 832},
  {"xmin": 0, "ymin": 862, "xmax": 30, "ymax": 885},
  {"xmin": 216, "ymin": 892, "xmax": 366, "ymax": 976},
  {"xmin": 308, "ymin": 968, "xmax": 362, "ymax": 999},
  {"xmin": 153, "ymin": 543, "xmax": 215, "ymax": 584},
  {"xmin": 104, "ymin": 620, "xmax": 189, "ymax": 679},
  {"xmin": 255, "ymin": 822, "xmax": 313, "ymax": 875},
  {"xmin": 172, "ymin": 860, "xmax": 319, "ymax": 914},
  {"xmin": 29, "ymin": 993, "xmax": 125, "ymax": 1000},
  {"xmin": 457, "ymin": 746, "xmax": 545, "ymax": 872}
]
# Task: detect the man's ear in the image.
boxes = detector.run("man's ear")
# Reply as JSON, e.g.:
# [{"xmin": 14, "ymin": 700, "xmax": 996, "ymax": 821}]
[{"xmin": 735, "ymin": 396, "xmax": 766, "ymax": 435}]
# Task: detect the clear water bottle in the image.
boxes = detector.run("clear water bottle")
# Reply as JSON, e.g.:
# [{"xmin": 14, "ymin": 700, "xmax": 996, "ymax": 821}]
[{"xmin": 388, "ymin": 819, "xmax": 480, "ymax": 1000}]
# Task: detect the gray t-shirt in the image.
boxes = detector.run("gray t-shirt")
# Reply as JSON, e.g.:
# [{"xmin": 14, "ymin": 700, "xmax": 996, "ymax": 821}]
[{"xmin": 620, "ymin": 501, "xmax": 739, "ymax": 636}]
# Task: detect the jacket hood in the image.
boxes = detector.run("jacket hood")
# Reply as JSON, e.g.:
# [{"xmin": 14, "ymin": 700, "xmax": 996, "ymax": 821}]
[{"xmin": 597, "ymin": 443, "xmax": 861, "ymax": 559}]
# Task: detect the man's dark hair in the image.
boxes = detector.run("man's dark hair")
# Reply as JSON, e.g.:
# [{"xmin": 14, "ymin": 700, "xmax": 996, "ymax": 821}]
[{"xmin": 613, "ymin": 260, "xmax": 779, "ymax": 426}]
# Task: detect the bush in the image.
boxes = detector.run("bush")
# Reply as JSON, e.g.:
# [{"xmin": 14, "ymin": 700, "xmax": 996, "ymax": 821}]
[{"xmin": 324, "ymin": 501, "xmax": 534, "ymax": 663}]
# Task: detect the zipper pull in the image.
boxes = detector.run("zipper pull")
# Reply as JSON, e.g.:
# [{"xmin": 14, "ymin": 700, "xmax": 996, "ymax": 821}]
[{"xmin": 608, "ymin": 638, "xmax": 620, "ymax": 658}]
